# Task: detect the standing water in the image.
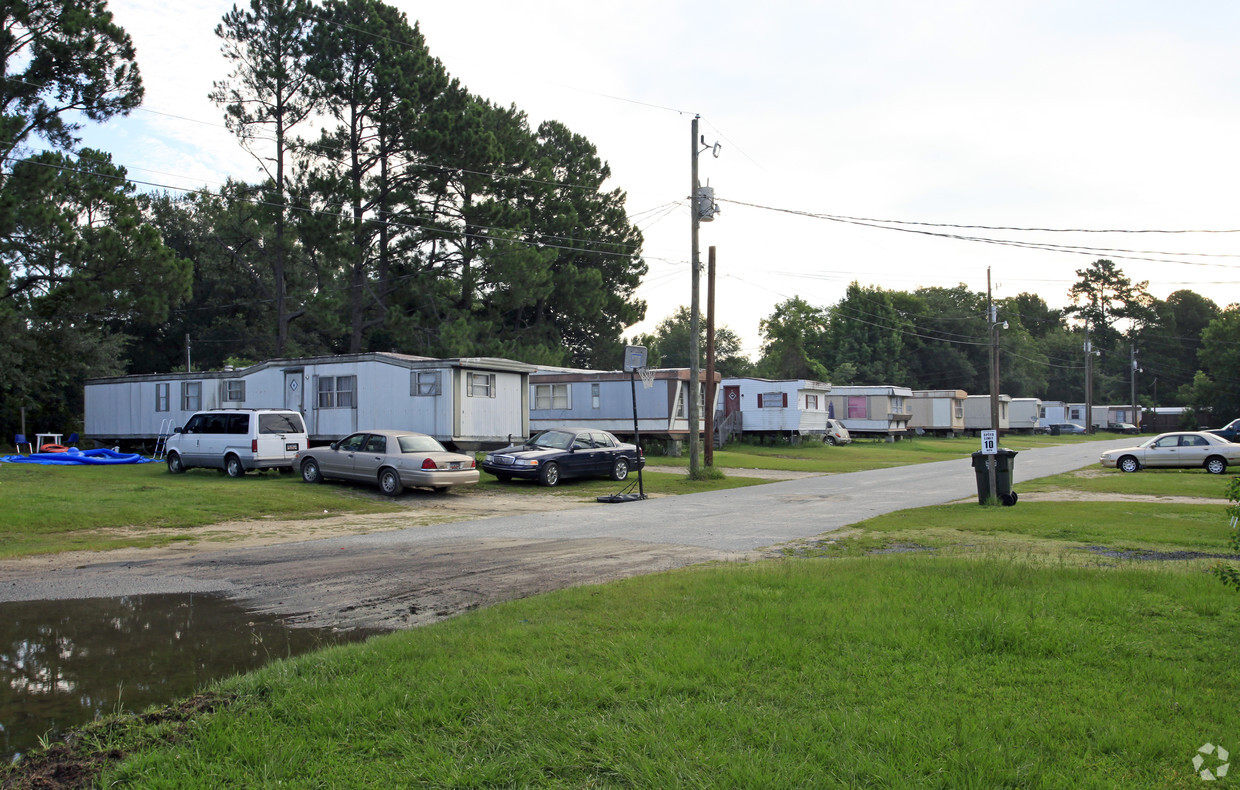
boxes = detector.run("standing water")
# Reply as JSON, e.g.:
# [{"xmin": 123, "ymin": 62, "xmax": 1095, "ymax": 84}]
[{"xmin": 0, "ymin": 593, "xmax": 381, "ymax": 763}]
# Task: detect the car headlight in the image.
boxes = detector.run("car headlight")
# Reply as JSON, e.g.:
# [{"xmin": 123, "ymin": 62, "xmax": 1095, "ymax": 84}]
[{"xmin": 513, "ymin": 458, "xmax": 539, "ymax": 466}]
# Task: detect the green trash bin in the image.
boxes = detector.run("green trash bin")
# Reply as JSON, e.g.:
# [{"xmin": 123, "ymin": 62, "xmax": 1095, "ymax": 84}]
[{"xmin": 970, "ymin": 449, "xmax": 1019, "ymax": 506}]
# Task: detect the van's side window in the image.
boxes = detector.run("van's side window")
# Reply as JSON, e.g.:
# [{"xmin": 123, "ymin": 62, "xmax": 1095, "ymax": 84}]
[
  {"xmin": 183, "ymin": 415, "xmax": 205, "ymax": 433},
  {"xmin": 203, "ymin": 415, "xmax": 227, "ymax": 434},
  {"xmin": 226, "ymin": 414, "xmax": 250, "ymax": 434}
]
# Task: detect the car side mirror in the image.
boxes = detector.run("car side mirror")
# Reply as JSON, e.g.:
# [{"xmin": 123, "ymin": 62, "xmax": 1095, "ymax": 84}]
[
  {"xmin": 330, "ymin": 441, "xmax": 339, "ymax": 450},
  {"xmin": 173, "ymin": 427, "xmax": 182, "ymax": 434}
]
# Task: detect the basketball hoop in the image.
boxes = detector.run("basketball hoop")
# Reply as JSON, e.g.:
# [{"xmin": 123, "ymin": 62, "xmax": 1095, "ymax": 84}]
[{"xmin": 638, "ymin": 366, "xmax": 655, "ymax": 389}]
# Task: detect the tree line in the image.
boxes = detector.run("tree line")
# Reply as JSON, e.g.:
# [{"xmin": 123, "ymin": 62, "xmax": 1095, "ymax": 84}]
[
  {"xmin": 639, "ymin": 259, "xmax": 1240, "ymax": 424},
  {"xmin": 1, "ymin": 0, "xmax": 646, "ymax": 439}
]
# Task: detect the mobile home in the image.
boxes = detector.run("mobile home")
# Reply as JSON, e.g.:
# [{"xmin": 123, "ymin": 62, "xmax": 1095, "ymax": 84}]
[
  {"xmin": 718, "ymin": 377, "xmax": 835, "ymax": 441},
  {"xmin": 963, "ymin": 394, "xmax": 1011, "ymax": 433},
  {"xmin": 1008, "ymin": 398, "xmax": 1043, "ymax": 433},
  {"xmin": 825, "ymin": 385, "xmax": 913, "ymax": 439},
  {"xmin": 908, "ymin": 389, "xmax": 968, "ymax": 436},
  {"xmin": 85, "ymin": 353, "xmax": 536, "ymax": 450},
  {"xmin": 527, "ymin": 367, "xmax": 719, "ymax": 442}
]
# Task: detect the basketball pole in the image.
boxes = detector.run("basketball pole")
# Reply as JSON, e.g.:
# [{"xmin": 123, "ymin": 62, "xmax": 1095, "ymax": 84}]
[{"xmin": 630, "ymin": 367, "xmax": 644, "ymax": 498}]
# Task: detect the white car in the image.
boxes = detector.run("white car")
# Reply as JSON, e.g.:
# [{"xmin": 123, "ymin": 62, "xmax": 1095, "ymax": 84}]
[{"xmin": 1099, "ymin": 431, "xmax": 1240, "ymax": 475}]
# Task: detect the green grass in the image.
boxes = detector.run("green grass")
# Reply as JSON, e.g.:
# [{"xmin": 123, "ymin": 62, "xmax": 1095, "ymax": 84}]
[
  {"xmin": 87, "ymin": 557, "xmax": 1238, "ymax": 788},
  {"xmin": 1023, "ymin": 467, "xmax": 1236, "ymax": 499},
  {"xmin": 0, "ymin": 462, "xmax": 399, "ymax": 557},
  {"xmin": 0, "ymin": 460, "xmax": 769, "ymax": 558},
  {"xmin": 838, "ymin": 500, "xmax": 1229, "ymax": 554},
  {"xmin": 649, "ymin": 433, "xmax": 1115, "ymax": 474}
]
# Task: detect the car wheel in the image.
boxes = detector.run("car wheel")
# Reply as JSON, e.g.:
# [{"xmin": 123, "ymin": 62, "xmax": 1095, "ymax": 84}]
[
  {"xmin": 379, "ymin": 468, "xmax": 403, "ymax": 496},
  {"xmin": 611, "ymin": 457, "xmax": 629, "ymax": 481},
  {"xmin": 166, "ymin": 453, "xmax": 184, "ymax": 474},
  {"xmin": 494, "ymin": 473, "xmax": 511, "ymax": 483},
  {"xmin": 825, "ymin": 435, "xmax": 838, "ymax": 446},
  {"xmin": 539, "ymin": 461, "xmax": 560, "ymax": 487},
  {"xmin": 301, "ymin": 458, "xmax": 322, "ymax": 484},
  {"xmin": 1206, "ymin": 456, "xmax": 1227, "ymax": 475},
  {"xmin": 433, "ymin": 486, "xmax": 449, "ymax": 494},
  {"xmin": 225, "ymin": 454, "xmax": 244, "ymax": 478},
  {"xmin": 1118, "ymin": 456, "xmax": 1140, "ymax": 473}
]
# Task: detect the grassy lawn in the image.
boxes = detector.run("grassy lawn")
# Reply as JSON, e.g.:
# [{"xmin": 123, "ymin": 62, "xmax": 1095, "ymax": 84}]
[
  {"xmin": 7, "ymin": 443, "xmax": 1239, "ymax": 787},
  {"xmin": 78, "ymin": 555, "xmax": 1238, "ymax": 788},
  {"xmin": 0, "ymin": 460, "xmax": 768, "ymax": 558},
  {"xmin": 649, "ymin": 433, "xmax": 1118, "ymax": 474},
  {"xmin": 0, "ymin": 462, "xmax": 402, "ymax": 557}
]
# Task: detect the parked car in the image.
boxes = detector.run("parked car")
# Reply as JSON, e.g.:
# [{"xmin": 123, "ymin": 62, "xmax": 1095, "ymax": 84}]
[
  {"xmin": 1105, "ymin": 422, "xmax": 1139, "ymax": 434},
  {"xmin": 1206, "ymin": 418, "xmax": 1240, "ymax": 443},
  {"xmin": 1099, "ymin": 431, "xmax": 1240, "ymax": 475},
  {"xmin": 1044, "ymin": 423, "xmax": 1087, "ymax": 435},
  {"xmin": 165, "ymin": 409, "xmax": 307, "ymax": 477},
  {"xmin": 295, "ymin": 430, "xmax": 479, "ymax": 496},
  {"xmin": 482, "ymin": 428, "xmax": 644, "ymax": 486},
  {"xmin": 824, "ymin": 419, "xmax": 852, "ymax": 445}
]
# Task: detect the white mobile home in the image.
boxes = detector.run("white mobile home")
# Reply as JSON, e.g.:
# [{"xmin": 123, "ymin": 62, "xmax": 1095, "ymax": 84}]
[
  {"xmin": 963, "ymin": 394, "xmax": 1012, "ymax": 432},
  {"xmin": 85, "ymin": 353, "xmax": 536, "ymax": 450},
  {"xmin": 908, "ymin": 389, "xmax": 968, "ymax": 436},
  {"xmin": 528, "ymin": 367, "xmax": 719, "ymax": 441},
  {"xmin": 825, "ymin": 385, "xmax": 913, "ymax": 439},
  {"xmin": 1008, "ymin": 398, "xmax": 1043, "ymax": 433},
  {"xmin": 718, "ymin": 378, "xmax": 834, "ymax": 439}
]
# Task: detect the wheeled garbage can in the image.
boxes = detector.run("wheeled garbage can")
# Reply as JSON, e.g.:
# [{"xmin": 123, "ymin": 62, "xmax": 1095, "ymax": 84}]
[{"xmin": 970, "ymin": 449, "xmax": 1019, "ymax": 506}]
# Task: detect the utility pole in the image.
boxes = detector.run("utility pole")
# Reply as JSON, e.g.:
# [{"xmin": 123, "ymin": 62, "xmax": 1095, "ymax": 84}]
[
  {"xmin": 1084, "ymin": 322, "xmax": 1093, "ymax": 433},
  {"xmin": 987, "ymin": 269, "xmax": 998, "ymax": 502},
  {"xmin": 705, "ymin": 246, "xmax": 716, "ymax": 467},
  {"xmin": 689, "ymin": 115, "xmax": 701, "ymax": 475},
  {"xmin": 687, "ymin": 116, "xmax": 721, "ymax": 475},
  {"xmin": 1130, "ymin": 342, "xmax": 1139, "ymax": 431}
]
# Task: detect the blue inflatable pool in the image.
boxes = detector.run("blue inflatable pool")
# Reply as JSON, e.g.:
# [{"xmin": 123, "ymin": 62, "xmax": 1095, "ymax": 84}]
[{"xmin": 1, "ymin": 448, "xmax": 155, "ymax": 465}]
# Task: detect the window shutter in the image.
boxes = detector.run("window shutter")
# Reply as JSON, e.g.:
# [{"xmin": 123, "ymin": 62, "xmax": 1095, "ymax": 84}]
[
  {"xmin": 490, "ymin": 374, "xmax": 496, "ymax": 398},
  {"xmin": 757, "ymin": 394, "xmax": 763, "ymax": 408},
  {"xmin": 782, "ymin": 393, "xmax": 788, "ymax": 407}
]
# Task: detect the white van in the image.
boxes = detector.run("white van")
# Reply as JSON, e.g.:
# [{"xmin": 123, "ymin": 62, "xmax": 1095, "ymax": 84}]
[{"xmin": 165, "ymin": 409, "xmax": 308, "ymax": 477}]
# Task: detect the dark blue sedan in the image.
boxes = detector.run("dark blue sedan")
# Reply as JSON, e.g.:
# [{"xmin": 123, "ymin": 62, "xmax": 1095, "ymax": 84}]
[{"xmin": 482, "ymin": 428, "xmax": 644, "ymax": 487}]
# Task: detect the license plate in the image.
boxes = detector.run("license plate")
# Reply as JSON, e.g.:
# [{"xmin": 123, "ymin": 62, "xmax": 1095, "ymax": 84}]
[
  {"xmin": 286, "ymin": 442, "xmax": 299, "ymax": 451},
  {"xmin": 448, "ymin": 461, "xmax": 461, "ymax": 470}
]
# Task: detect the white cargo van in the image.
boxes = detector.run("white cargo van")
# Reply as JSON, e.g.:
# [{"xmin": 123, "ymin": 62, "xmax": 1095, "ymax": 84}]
[{"xmin": 165, "ymin": 409, "xmax": 307, "ymax": 477}]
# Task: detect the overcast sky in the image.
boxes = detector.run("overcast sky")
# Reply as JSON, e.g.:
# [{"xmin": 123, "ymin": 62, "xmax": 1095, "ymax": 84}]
[{"xmin": 76, "ymin": 0, "xmax": 1240, "ymax": 358}]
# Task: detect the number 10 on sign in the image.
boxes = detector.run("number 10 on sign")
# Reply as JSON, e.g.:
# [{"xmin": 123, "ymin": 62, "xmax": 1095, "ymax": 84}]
[{"xmin": 980, "ymin": 430, "xmax": 998, "ymax": 455}]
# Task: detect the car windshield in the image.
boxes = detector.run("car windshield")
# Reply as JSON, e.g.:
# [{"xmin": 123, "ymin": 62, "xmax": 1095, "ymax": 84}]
[
  {"xmin": 529, "ymin": 430, "xmax": 574, "ymax": 450},
  {"xmin": 398, "ymin": 435, "xmax": 446, "ymax": 453}
]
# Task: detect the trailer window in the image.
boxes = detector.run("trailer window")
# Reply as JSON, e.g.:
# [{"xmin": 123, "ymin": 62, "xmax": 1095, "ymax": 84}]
[
  {"xmin": 467, "ymin": 373, "xmax": 496, "ymax": 398},
  {"xmin": 411, "ymin": 370, "xmax": 441, "ymax": 396},
  {"xmin": 223, "ymin": 380, "xmax": 245, "ymax": 402},
  {"xmin": 534, "ymin": 383, "xmax": 570, "ymax": 410},
  {"xmin": 181, "ymin": 382, "xmax": 201, "ymax": 411},
  {"xmin": 318, "ymin": 376, "xmax": 356, "ymax": 408},
  {"xmin": 155, "ymin": 383, "xmax": 170, "ymax": 412}
]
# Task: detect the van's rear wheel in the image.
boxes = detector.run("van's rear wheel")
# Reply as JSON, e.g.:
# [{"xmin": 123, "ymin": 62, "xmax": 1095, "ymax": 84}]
[{"xmin": 224, "ymin": 454, "xmax": 244, "ymax": 478}]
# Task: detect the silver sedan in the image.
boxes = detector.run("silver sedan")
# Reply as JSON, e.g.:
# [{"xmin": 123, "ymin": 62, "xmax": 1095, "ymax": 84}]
[
  {"xmin": 295, "ymin": 430, "xmax": 479, "ymax": 495},
  {"xmin": 1099, "ymin": 431, "xmax": 1240, "ymax": 475}
]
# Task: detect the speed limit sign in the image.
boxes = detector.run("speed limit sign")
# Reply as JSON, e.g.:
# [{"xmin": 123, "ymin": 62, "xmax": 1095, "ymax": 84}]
[{"xmin": 980, "ymin": 430, "xmax": 998, "ymax": 455}]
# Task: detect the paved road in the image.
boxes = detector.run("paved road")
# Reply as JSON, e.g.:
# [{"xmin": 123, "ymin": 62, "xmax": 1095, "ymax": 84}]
[{"xmin": 0, "ymin": 440, "xmax": 1130, "ymax": 629}]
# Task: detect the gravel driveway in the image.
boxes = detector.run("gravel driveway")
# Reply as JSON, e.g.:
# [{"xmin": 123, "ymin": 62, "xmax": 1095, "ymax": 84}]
[{"xmin": 0, "ymin": 440, "xmax": 1131, "ymax": 630}]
